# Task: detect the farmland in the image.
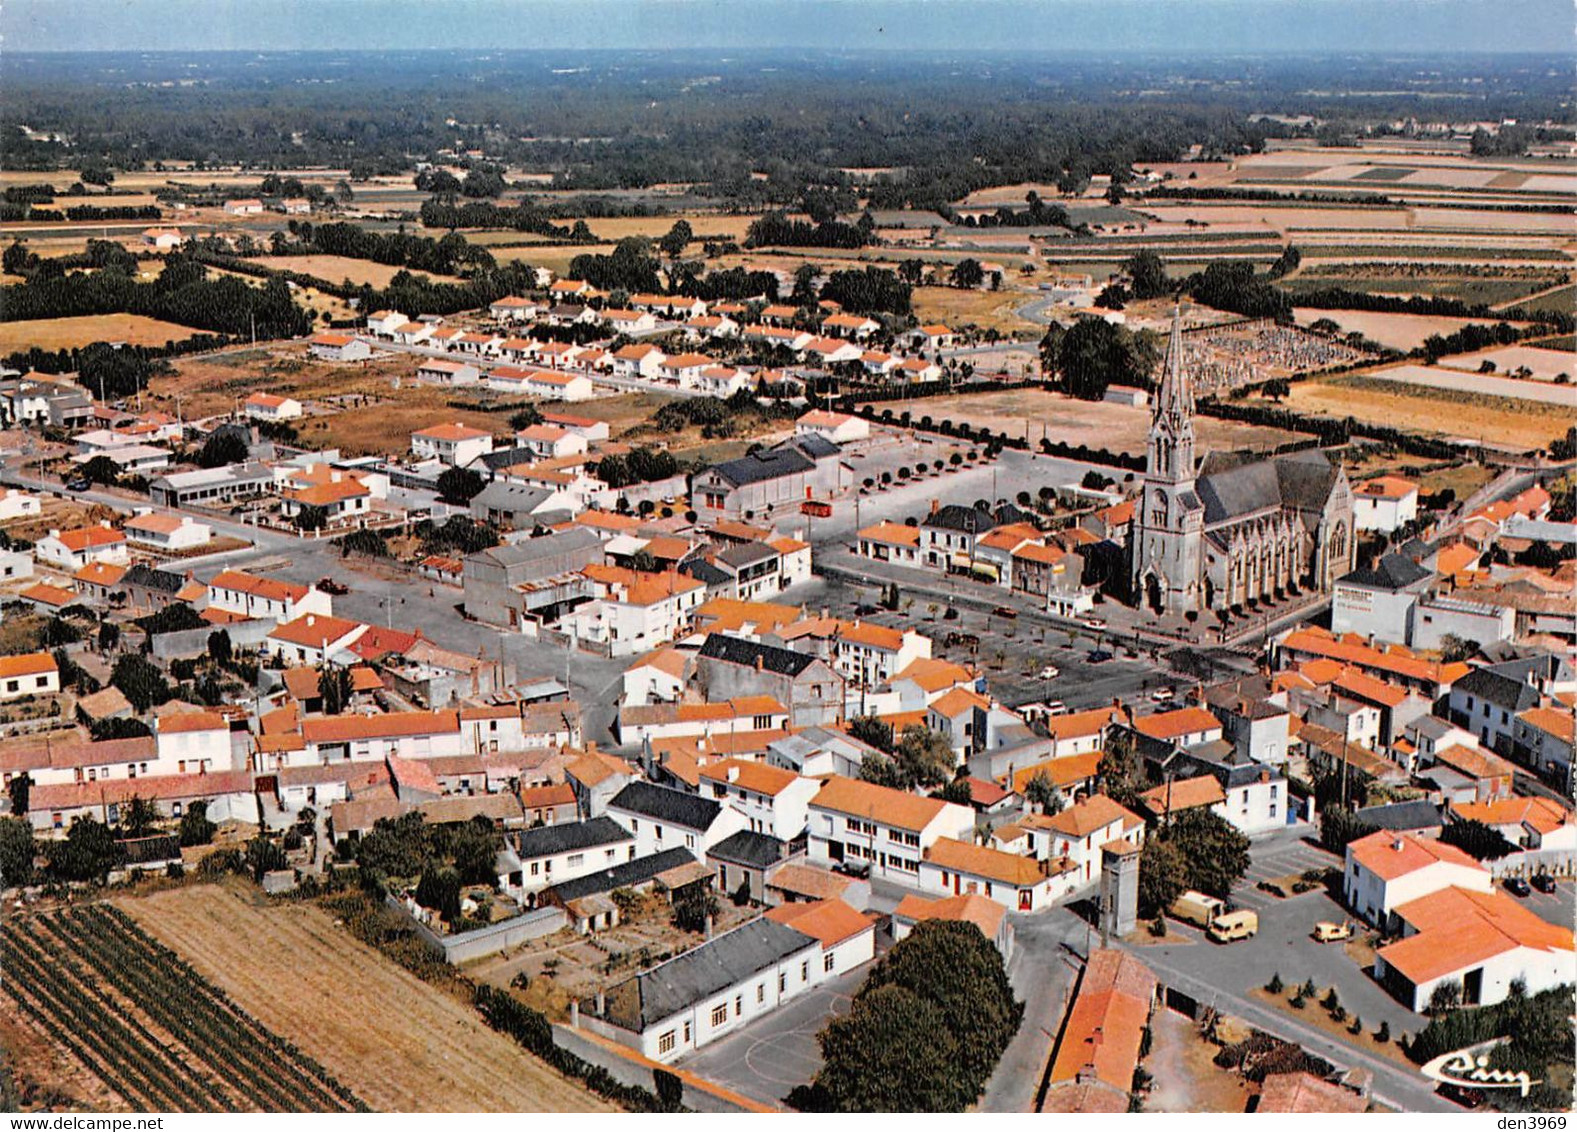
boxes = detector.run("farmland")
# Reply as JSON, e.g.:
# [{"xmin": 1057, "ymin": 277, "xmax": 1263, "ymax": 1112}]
[
  {"xmin": 0, "ymin": 313, "xmax": 205, "ymax": 353},
  {"xmin": 254, "ymin": 255, "xmax": 461, "ymax": 288},
  {"xmin": 1274, "ymin": 373, "xmax": 1574, "ymax": 451},
  {"xmin": 120, "ymin": 884, "xmax": 612, "ymax": 1113},
  {"xmin": 903, "ymin": 387, "xmax": 1305, "ymax": 456},
  {"xmin": 2, "ymin": 903, "xmax": 364, "ymax": 1112},
  {"xmin": 1369, "ymin": 362, "xmax": 1575, "ymax": 406},
  {"xmin": 1289, "ymin": 308, "xmax": 1528, "ymax": 352},
  {"xmin": 910, "ymin": 284, "xmax": 1041, "ymax": 337}
]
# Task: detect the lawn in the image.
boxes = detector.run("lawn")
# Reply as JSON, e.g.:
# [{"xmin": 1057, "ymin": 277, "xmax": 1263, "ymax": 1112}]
[
  {"xmin": 120, "ymin": 884, "xmax": 612, "ymax": 1113},
  {"xmin": 0, "ymin": 313, "xmax": 206, "ymax": 353}
]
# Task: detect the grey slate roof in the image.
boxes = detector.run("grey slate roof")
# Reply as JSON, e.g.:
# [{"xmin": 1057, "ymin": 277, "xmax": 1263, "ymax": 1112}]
[
  {"xmin": 608, "ymin": 781, "xmax": 722, "ymax": 831},
  {"xmin": 1354, "ymin": 799, "xmax": 1442, "ymax": 832},
  {"xmin": 601, "ymin": 917, "xmax": 816, "ymax": 1031},
  {"xmin": 790, "ymin": 433, "xmax": 841, "ymax": 461},
  {"xmin": 123, "ymin": 563, "xmax": 184, "ymax": 594},
  {"xmin": 1340, "ymin": 554, "xmax": 1431, "ymax": 592},
  {"xmin": 704, "ymin": 444, "xmax": 815, "ymax": 488},
  {"xmin": 472, "ymin": 448, "xmax": 543, "ymax": 474},
  {"xmin": 470, "ymin": 480, "xmax": 552, "ymax": 512},
  {"xmin": 923, "ymin": 503, "xmax": 996, "ymax": 535},
  {"xmin": 681, "ymin": 558, "xmax": 731, "ymax": 587},
  {"xmin": 708, "ymin": 830, "xmax": 787, "ymax": 869},
  {"xmin": 1451, "ymin": 667, "xmax": 1541, "ymax": 714},
  {"xmin": 546, "ymin": 846, "xmax": 697, "ymax": 903},
  {"xmin": 698, "ymin": 634, "xmax": 818, "ymax": 677},
  {"xmin": 1195, "ymin": 448, "xmax": 1338, "ymax": 526},
  {"xmin": 717, "ymin": 541, "xmax": 777, "ymax": 569},
  {"xmin": 473, "ymin": 526, "xmax": 602, "ymax": 567},
  {"xmin": 515, "ymin": 816, "xmax": 632, "ymax": 860}
]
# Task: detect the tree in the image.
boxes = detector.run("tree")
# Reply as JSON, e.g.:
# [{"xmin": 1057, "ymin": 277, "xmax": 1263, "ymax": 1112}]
[
  {"xmin": 1263, "ymin": 378, "xmax": 1291, "ymax": 403},
  {"xmin": 178, "ymin": 800, "xmax": 216, "ymax": 847},
  {"xmin": 1428, "ymin": 979, "xmax": 1463, "ymax": 1015},
  {"xmin": 804, "ymin": 921, "xmax": 1020, "ymax": 1111},
  {"xmin": 1040, "ymin": 317, "xmax": 1161, "ymax": 401},
  {"xmin": 672, "ymin": 883, "xmax": 720, "ymax": 933},
  {"xmin": 936, "ymin": 776, "xmax": 973, "ymax": 806},
  {"xmin": 1138, "ymin": 837, "xmax": 1187, "ymax": 918},
  {"xmin": 436, "ymin": 465, "xmax": 485, "ymax": 505},
  {"xmin": 318, "ymin": 663, "xmax": 354, "ymax": 715},
  {"xmin": 1123, "ymin": 249, "xmax": 1170, "ymax": 300},
  {"xmin": 207, "ymin": 629, "xmax": 233, "ymax": 667},
  {"xmin": 658, "ymin": 219, "xmax": 693, "ymax": 259},
  {"xmin": 950, "ymin": 258, "xmax": 984, "ymax": 290},
  {"xmin": 245, "ymin": 835, "xmax": 287, "ymax": 882},
  {"xmin": 78, "ymin": 454, "xmax": 121, "ymax": 486},
  {"xmin": 848, "ymin": 715, "xmax": 895, "ymax": 754},
  {"xmin": 1162, "ymin": 808, "xmax": 1250, "ymax": 898},
  {"xmin": 1437, "ymin": 634, "xmax": 1482, "ymax": 664},
  {"xmin": 49, "ymin": 816, "xmax": 122, "ymax": 883},
  {"xmin": 119, "ymin": 795, "xmax": 160, "ymax": 838},
  {"xmin": 508, "ymin": 404, "xmax": 543, "ymax": 430},
  {"xmin": 0, "ymin": 817, "xmax": 36, "ymax": 887},
  {"xmin": 1022, "ymin": 771, "xmax": 1061, "ymax": 812},
  {"xmin": 7, "ymin": 772, "xmax": 31, "ymax": 819},
  {"xmin": 883, "ymin": 725, "xmax": 956, "ymax": 790},
  {"xmin": 1439, "ymin": 818, "xmax": 1517, "ymax": 860},
  {"xmin": 196, "ymin": 430, "xmax": 249, "ymax": 468},
  {"xmin": 1097, "ymin": 733, "xmax": 1146, "ymax": 808},
  {"xmin": 416, "ymin": 865, "xmax": 463, "ymax": 923},
  {"xmin": 1319, "ymin": 806, "xmax": 1376, "ymax": 856},
  {"xmin": 110, "ymin": 653, "xmax": 172, "ymax": 712}
]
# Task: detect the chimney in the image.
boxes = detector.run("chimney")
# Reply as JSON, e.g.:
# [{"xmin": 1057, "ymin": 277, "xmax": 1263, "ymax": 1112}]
[
  {"xmin": 1392, "ymin": 836, "xmax": 1404, "ymax": 852},
  {"xmin": 930, "ymin": 498, "xmax": 940, "ymax": 516},
  {"xmin": 755, "ymin": 655, "xmax": 764, "ymax": 671},
  {"xmin": 306, "ymin": 615, "xmax": 315, "ymax": 626}
]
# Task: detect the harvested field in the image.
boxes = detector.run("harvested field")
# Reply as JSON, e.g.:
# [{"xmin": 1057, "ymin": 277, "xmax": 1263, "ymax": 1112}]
[
  {"xmin": 120, "ymin": 884, "xmax": 611, "ymax": 1113},
  {"xmin": 911, "ymin": 284, "xmax": 1039, "ymax": 337},
  {"xmin": 1277, "ymin": 374, "xmax": 1572, "ymax": 451},
  {"xmin": 0, "ymin": 313, "xmax": 205, "ymax": 353},
  {"xmin": 1437, "ymin": 345, "xmax": 1575, "ymax": 381},
  {"xmin": 1371, "ymin": 362, "xmax": 1576, "ymax": 406},
  {"xmin": 578, "ymin": 213, "xmax": 754, "ymax": 242},
  {"xmin": 903, "ymin": 388, "xmax": 1304, "ymax": 456},
  {"xmin": 257, "ymin": 255, "xmax": 460, "ymax": 287},
  {"xmin": 1290, "ymin": 308, "xmax": 1525, "ymax": 351}
]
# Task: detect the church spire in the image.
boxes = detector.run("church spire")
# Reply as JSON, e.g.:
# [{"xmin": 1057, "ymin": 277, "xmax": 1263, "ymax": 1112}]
[{"xmin": 1157, "ymin": 303, "xmax": 1192, "ymax": 420}]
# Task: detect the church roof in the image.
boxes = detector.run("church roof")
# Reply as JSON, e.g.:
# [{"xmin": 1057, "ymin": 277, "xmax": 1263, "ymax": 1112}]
[{"xmin": 1195, "ymin": 448, "xmax": 1338, "ymax": 527}]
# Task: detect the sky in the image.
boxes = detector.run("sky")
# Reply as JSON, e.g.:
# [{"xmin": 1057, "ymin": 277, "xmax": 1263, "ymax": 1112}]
[{"xmin": 3, "ymin": 0, "xmax": 1571, "ymax": 54}]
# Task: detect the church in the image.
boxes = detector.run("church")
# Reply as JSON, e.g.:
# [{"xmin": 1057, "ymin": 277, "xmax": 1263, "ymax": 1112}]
[{"xmin": 1130, "ymin": 313, "xmax": 1355, "ymax": 615}]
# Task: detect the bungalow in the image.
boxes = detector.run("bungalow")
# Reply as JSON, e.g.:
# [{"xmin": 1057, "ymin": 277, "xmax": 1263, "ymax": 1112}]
[
  {"xmin": 489, "ymin": 296, "xmax": 540, "ymax": 323},
  {"xmin": 796, "ymin": 410, "xmax": 870, "ymax": 446},
  {"xmin": 896, "ymin": 357, "xmax": 942, "ymax": 383},
  {"xmin": 693, "ymin": 365, "xmax": 748, "ymax": 399},
  {"xmin": 548, "ymin": 279, "xmax": 593, "ymax": 298},
  {"xmin": 123, "ymin": 512, "xmax": 211, "ymax": 552},
  {"xmin": 684, "ymin": 314, "xmax": 739, "ymax": 341},
  {"xmin": 141, "ymin": 227, "xmax": 184, "ymax": 250},
  {"xmin": 412, "ymin": 421, "xmax": 494, "ymax": 467},
  {"xmin": 600, "ymin": 308, "xmax": 658, "ymax": 335},
  {"xmin": 820, "ymin": 312, "xmax": 880, "ymax": 340},
  {"xmin": 631, "ymin": 294, "xmax": 707, "ymax": 319},
  {"xmin": 416, "ymin": 359, "xmax": 482, "ymax": 385},
  {"xmin": 743, "ymin": 325, "xmax": 814, "ymax": 352},
  {"xmin": 0, "ymin": 489, "xmax": 41, "ymax": 521},
  {"xmin": 244, "ymin": 392, "xmax": 304, "ymax": 421},
  {"xmin": 909, "ymin": 323, "xmax": 957, "ymax": 349},
  {"xmin": 280, "ymin": 470, "xmax": 372, "ymax": 525},
  {"xmin": 308, "ymin": 333, "xmax": 372, "ymax": 363},
  {"xmin": 392, "ymin": 321, "xmax": 434, "ymax": 346},
  {"xmin": 264, "ymin": 613, "xmax": 368, "ymax": 666},
  {"xmin": 224, "ymin": 198, "xmax": 264, "ymax": 215},
  {"xmin": 35, "ymin": 524, "xmax": 128, "ymax": 571},
  {"xmin": 206, "ymin": 569, "xmax": 331, "ymax": 624},
  {"xmin": 892, "ymin": 891, "xmax": 1013, "ymax": 960},
  {"xmin": 857, "ymin": 520, "xmax": 922, "ymax": 568},
  {"xmin": 0, "ymin": 652, "xmax": 59, "ymax": 702},
  {"xmin": 802, "ymin": 337, "xmax": 863, "ymax": 366},
  {"xmin": 521, "ymin": 369, "xmax": 595, "ymax": 402}
]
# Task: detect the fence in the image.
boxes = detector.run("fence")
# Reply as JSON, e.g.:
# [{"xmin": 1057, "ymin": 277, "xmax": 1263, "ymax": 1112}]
[
  {"xmin": 1484, "ymin": 848, "xmax": 1576, "ymax": 879},
  {"xmin": 150, "ymin": 618, "xmax": 275, "ymax": 660},
  {"xmin": 552, "ymin": 1023, "xmax": 770, "ymax": 1113},
  {"xmin": 383, "ymin": 894, "xmax": 565, "ymax": 964}
]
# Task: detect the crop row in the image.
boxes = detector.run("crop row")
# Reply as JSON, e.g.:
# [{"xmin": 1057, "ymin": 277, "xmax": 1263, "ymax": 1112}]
[
  {"xmin": 2, "ymin": 924, "xmax": 228, "ymax": 1111},
  {"xmin": 25, "ymin": 906, "xmax": 362, "ymax": 1113}
]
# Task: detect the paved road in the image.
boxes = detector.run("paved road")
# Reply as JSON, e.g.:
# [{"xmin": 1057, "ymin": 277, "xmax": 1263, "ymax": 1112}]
[
  {"xmin": 979, "ymin": 906, "xmax": 1090, "ymax": 1112},
  {"xmin": 679, "ymin": 963, "xmax": 867, "ymax": 1108}
]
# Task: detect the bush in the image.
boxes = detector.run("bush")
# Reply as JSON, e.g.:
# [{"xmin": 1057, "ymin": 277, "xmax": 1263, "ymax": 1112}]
[
  {"xmin": 1375, "ymin": 1020, "xmax": 1390, "ymax": 1043},
  {"xmin": 1265, "ymin": 973, "xmax": 1284, "ymax": 994},
  {"xmin": 1288, "ymin": 992, "xmax": 1306, "ymax": 1010}
]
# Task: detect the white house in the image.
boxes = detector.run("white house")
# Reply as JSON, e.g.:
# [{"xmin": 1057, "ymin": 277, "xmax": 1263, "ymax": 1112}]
[
  {"xmin": 0, "ymin": 653, "xmax": 59, "ymax": 702},
  {"xmin": 600, "ymin": 308, "xmax": 658, "ymax": 335},
  {"xmin": 244, "ymin": 392, "xmax": 304, "ymax": 422},
  {"xmin": 412, "ymin": 421, "xmax": 495, "ymax": 467},
  {"xmin": 558, "ymin": 567, "xmax": 707, "ymax": 658},
  {"xmin": 123, "ymin": 512, "xmax": 211, "ymax": 552},
  {"xmin": 917, "ymin": 837, "xmax": 1080, "ymax": 912},
  {"xmin": 365, "ymin": 310, "xmax": 409, "ymax": 336},
  {"xmin": 806, "ymin": 776, "xmax": 975, "ymax": 883},
  {"xmin": 1374, "ymin": 886, "xmax": 1575, "ymax": 1011},
  {"xmin": 292, "ymin": 710, "xmax": 463, "ymax": 769},
  {"xmin": 1343, "ymin": 830, "xmax": 1493, "ymax": 931},
  {"xmin": 0, "ymin": 489, "xmax": 42, "ymax": 521},
  {"xmin": 506, "ymin": 816, "xmax": 636, "ymax": 898},
  {"xmin": 34, "ymin": 524, "xmax": 128, "ymax": 571},
  {"xmin": 1017, "ymin": 794, "xmax": 1146, "ymax": 888},
  {"xmin": 698, "ymin": 758, "xmax": 822, "ymax": 841},
  {"xmin": 1353, "ymin": 476, "xmax": 1420, "ymax": 534},
  {"xmin": 264, "ymin": 613, "xmax": 368, "ymax": 666},
  {"xmin": 224, "ymin": 198, "xmax": 264, "ymax": 215},
  {"xmin": 307, "ymin": 333, "xmax": 372, "ymax": 363},
  {"xmin": 515, "ymin": 424, "xmax": 588, "ymax": 460},
  {"xmin": 416, "ymin": 359, "xmax": 482, "ymax": 386},
  {"xmin": 489, "ymin": 296, "xmax": 539, "ymax": 323},
  {"xmin": 141, "ymin": 227, "xmax": 184, "ymax": 250},
  {"xmin": 796, "ymin": 410, "xmax": 870, "ymax": 446},
  {"xmin": 604, "ymin": 781, "xmax": 748, "ymax": 858},
  {"xmin": 206, "ymin": 570, "xmax": 332, "ymax": 624}
]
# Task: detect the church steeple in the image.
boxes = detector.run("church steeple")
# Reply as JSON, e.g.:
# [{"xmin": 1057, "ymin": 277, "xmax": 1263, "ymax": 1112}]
[{"xmin": 1147, "ymin": 305, "xmax": 1195, "ymax": 483}]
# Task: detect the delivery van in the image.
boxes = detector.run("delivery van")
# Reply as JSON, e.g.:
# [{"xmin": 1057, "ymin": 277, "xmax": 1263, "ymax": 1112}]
[
  {"xmin": 1207, "ymin": 909, "xmax": 1259, "ymax": 943},
  {"xmin": 1170, "ymin": 890, "xmax": 1226, "ymax": 929}
]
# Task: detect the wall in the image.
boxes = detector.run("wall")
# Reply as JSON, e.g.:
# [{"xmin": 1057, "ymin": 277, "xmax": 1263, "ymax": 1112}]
[
  {"xmin": 152, "ymin": 618, "xmax": 273, "ymax": 660},
  {"xmin": 384, "ymin": 894, "xmax": 565, "ymax": 963},
  {"xmin": 551, "ymin": 1023, "xmax": 764, "ymax": 1113}
]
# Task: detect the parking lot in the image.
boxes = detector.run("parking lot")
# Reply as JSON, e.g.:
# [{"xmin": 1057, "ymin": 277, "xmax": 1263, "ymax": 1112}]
[{"xmin": 678, "ymin": 963, "xmax": 867, "ymax": 1107}]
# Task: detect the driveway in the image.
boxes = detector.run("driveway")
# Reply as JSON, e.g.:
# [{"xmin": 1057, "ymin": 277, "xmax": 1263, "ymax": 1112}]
[{"xmin": 679, "ymin": 964, "xmax": 867, "ymax": 1107}]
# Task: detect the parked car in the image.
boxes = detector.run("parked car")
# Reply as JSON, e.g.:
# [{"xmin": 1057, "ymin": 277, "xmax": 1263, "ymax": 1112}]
[
  {"xmin": 1436, "ymin": 1083, "xmax": 1486, "ymax": 1110},
  {"xmin": 1312, "ymin": 921, "xmax": 1352, "ymax": 943},
  {"xmin": 1150, "ymin": 687, "xmax": 1176, "ymax": 703},
  {"xmin": 1531, "ymin": 873, "xmax": 1557, "ymax": 894},
  {"xmin": 854, "ymin": 603, "xmax": 879, "ymax": 616},
  {"xmin": 1087, "ymin": 649, "xmax": 1113, "ymax": 664},
  {"xmin": 65, "ymin": 477, "xmax": 91, "ymax": 492},
  {"xmin": 1038, "ymin": 664, "xmax": 1060, "ymax": 680},
  {"xmin": 316, "ymin": 577, "xmax": 350, "ymax": 596},
  {"xmin": 1081, "ymin": 616, "xmax": 1107, "ymax": 630},
  {"xmin": 833, "ymin": 860, "xmax": 870, "ymax": 880},
  {"xmin": 992, "ymin": 606, "xmax": 1017, "ymax": 620},
  {"xmin": 1504, "ymin": 876, "xmax": 1531, "ymax": 897},
  {"xmin": 1044, "ymin": 701, "xmax": 1068, "ymax": 716}
]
